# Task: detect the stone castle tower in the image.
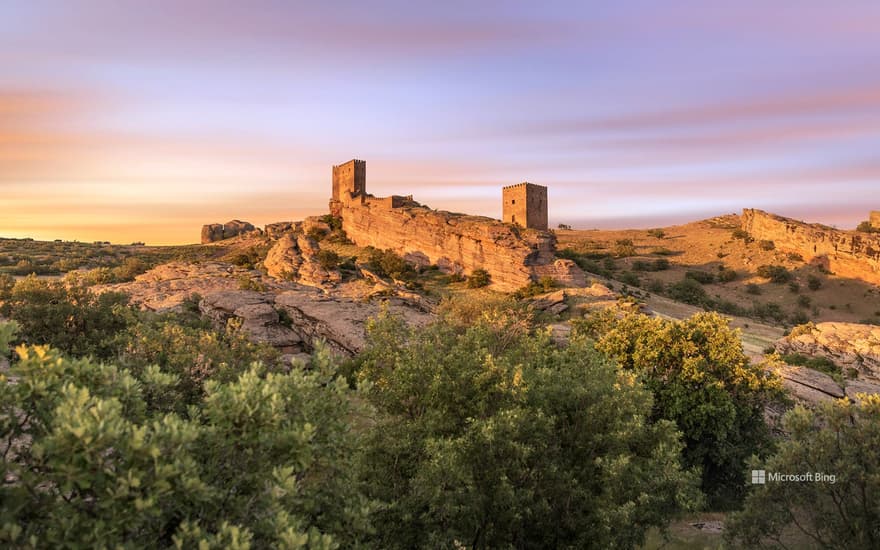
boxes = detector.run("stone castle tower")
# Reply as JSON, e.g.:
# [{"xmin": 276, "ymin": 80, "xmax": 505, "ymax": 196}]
[
  {"xmin": 502, "ymin": 182, "xmax": 548, "ymax": 230},
  {"xmin": 330, "ymin": 159, "xmax": 366, "ymax": 216},
  {"xmin": 871, "ymin": 211, "xmax": 880, "ymax": 230}
]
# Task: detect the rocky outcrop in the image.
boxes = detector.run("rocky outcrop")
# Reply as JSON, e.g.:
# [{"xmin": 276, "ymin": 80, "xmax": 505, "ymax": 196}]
[
  {"xmin": 775, "ymin": 322, "xmax": 880, "ymax": 381},
  {"xmin": 263, "ymin": 233, "xmax": 341, "ymax": 287},
  {"xmin": 534, "ymin": 259, "xmax": 587, "ymax": 287},
  {"xmin": 201, "ymin": 220, "xmax": 256, "ymax": 243},
  {"xmin": 338, "ymin": 200, "xmax": 582, "ymax": 292},
  {"xmin": 264, "ymin": 221, "xmax": 298, "ymax": 239},
  {"xmin": 95, "ymin": 262, "xmax": 275, "ymax": 311},
  {"xmin": 199, "ymin": 287, "xmax": 433, "ymax": 357},
  {"xmin": 741, "ymin": 209, "xmax": 880, "ymax": 285},
  {"xmin": 302, "ymin": 216, "xmax": 331, "ymax": 238}
]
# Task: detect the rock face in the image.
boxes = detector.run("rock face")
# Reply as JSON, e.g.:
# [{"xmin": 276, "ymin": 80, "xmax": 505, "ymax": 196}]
[
  {"xmin": 200, "ymin": 220, "xmax": 256, "ymax": 243},
  {"xmin": 339, "ymin": 200, "xmax": 574, "ymax": 292},
  {"xmin": 199, "ymin": 287, "xmax": 433, "ymax": 357},
  {"xmin": 741, "ymin": 209, "xmax": 880, "ymax": 285},
  {"xmin": 263, "ymin": 233, "xmax": 341, "ymax": 287},
  {"xmin": 264, "ymin": 221, "xmax": 299, "ymax": 239},
  {"xmin": 776, "ymin": 322, "xmax": 880, "ymax": 381}
]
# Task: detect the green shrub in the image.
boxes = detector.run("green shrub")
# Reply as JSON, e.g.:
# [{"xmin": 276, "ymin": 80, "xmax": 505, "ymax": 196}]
[
  {"xmin": 797, "ymin": 295, "xmax": 812, "ymax": 309},
  {"xmin": 619, "ymin": 271, "xmax": 640, "ymax": 286},
  {"xmin": 756, "ymin": 265, "xmax": 792, "ymax": 283},
  {"xmin": 732, "ymin": 229, "xmax": 752, "ymax": 241},
  {"xmin": 613, "ymin": 239, "xmax": 636, "ymax": 257},
  {"xmin": 787, "ymin": 252, "xmax": 804, "ymax": 262},
  {"xmin": 355, "ymin": 309, "xmax": 700, "ymax": 548},
  {"xmin": 652, "ymin": 258, "xmax": 671, "ymax": 270},
  {"xmin": 315, "ymin": 249, "xmax": 340, "ymax": 270},
  {"xmin": 717, "ymin": 268, "xmax": 737, "ymax": 282},
  {"xmin": 367, "ymin": 248, "xmax": 416, "ymax": 281},
  {"xmin": 807, "ymin": 275, "xmax": 822, "ymax": 291},
  {"xmin": 668, "ymin": 278, "xmax": 709, "ymax": 306},
  {"xmin": 856, "ymin": 220, "xmax": 879, "ymax": 233},
  {"xmin": 647, "ymin": 228, "xmax": 666, "ymax": 239},
  {"xmin": 685, "ymin": 270, "xmax": 715, "ymax": 284},
  {"xmin": 466, "ymin": 268, "xmax": 491, "ymax": 288},
  {"xmin": 751, "ymin": 302, "xmax": 785, "ymax": 323},
  {"xmin": 758, "ymin": 240, "xmax": 775, "ymax": 251},
  {"xmin": 573, "ymin": 310, "xmax": 783, "ymax": 505},
  {"xmin": 727, "ymin": 396, "xmax": 880, "ymax": 548},
  {"xmin": 745, "ymin": 283, "xmax": 762, "ymax": 295}
]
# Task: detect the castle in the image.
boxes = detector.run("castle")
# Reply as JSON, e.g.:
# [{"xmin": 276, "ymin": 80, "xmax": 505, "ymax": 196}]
[
  {"xmin": 327, "ymin": 159, "xmax": 582, "ymax": 291},
  {"xmin": 871, "ymin": 211, "xmax": 880, "ymax": 230}
]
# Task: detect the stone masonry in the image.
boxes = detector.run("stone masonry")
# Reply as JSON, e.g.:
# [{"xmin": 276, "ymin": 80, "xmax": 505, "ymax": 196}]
[{"xmin": 502, "ymin": 182, "xmax": 548, "ymax": 230}]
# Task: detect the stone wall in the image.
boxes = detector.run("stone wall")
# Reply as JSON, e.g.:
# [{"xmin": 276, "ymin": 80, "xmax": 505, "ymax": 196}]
[
  {"xmin": 871, "ymin": 211, "xmax": 880, "ymax": 230},
  {"xmin": 502, "ymin": 182, "xmax": 548, "ymax": 230},
  {"xmin": 741, "ymin": 209, "xmax": 880, "ymax": 285},
  {"xmin": 338, "ymin": 200, "xmax": 566, "ymax": 291}
]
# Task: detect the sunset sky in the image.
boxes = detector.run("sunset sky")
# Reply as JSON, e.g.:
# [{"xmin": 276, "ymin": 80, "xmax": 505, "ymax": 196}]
[{"xmin": 2, "ymin": 0, "xmax": 879, "ymax": 244}]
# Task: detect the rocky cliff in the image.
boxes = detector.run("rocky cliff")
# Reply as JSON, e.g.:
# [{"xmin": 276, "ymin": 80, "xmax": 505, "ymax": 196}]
[
  {"xmin": 742, "ymin": 209, "xmax": 880, "ymax": 285},
  {"xmin": 201, "ymin": 220, "xmax": 256, "ymax": 243},
  {"xmin": 338, "ymin": 201, "xmax": 578, "ymax": 292}
]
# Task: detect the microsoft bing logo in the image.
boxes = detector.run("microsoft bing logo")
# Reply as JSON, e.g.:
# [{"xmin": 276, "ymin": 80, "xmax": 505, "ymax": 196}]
[{"xmin": 751, "ymin": 470, "xmax": 766, "ymax": 484}]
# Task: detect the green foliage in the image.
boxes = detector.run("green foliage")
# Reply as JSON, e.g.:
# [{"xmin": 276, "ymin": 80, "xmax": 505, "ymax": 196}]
[
  {"xmin": 0, "ymin": 273, "xmax": 13, "ymax": 299},
  {"xmin": 355, "ymin": 307, "xmax": 700, "ymax": 549},
  {"xmin": 751, "ymin": 301, "xmax": 785, "ymax": 323},
  {"xmin": 0, "ymin": 342, "xmax": 372, "ymax": 548},
  {"xmin": 466, "ymin": 268, "xmax": 491, "ymax": 288},
  {"xmin": 668, "ymin": 277, "xmax": 709, "ymax": 306},
  {"xmin": 0, "ymin": 275, "xmax": 132, "ymax": 359},
  {"xmin": 366, "ymin": 247, "xmax": 416, "ymax": 281},
  {"xmin": 613, "ymin": 238, "xmax": 636, "ymax": 257},
  {"xmin": 513, "ymin": 276, "xmax": 559, "ymax": 299},
  {"xmin": 807, "ymin": 274, "xmax": 823, "ymax": 291},
  {"xmin": 758, "ymin": 239, "xmax": 775, "ymax": 251},
  {"xmin": 319, "ymin": 214, "xmax": 343, "ymax": 231},
  {"xmin": 797, "ymin": 294, "xmax": 811, "ymax": 309},
  {"xmin": 618, "ymin": 270, "xmax": 640, "ymax": 287},
  {"xmin": 647, "ymin": 228, "xmax": 666, "ymax": 239},
  {"xmin": 731, "ymin": 228, "xmax": 752, "ymax": 242},
  {"xmin": 727, "ymin": 395, "xmax": 880, "ymax": 548},
  {"xmin": 745, "ymin": 282, "xmax": 762, "ymax": 295},
  {"xmin": 787, "ymin": 252, "xmax": 804, "ymax": 262},
  {"xmin": 856, "ymin": 220, "xmax": 879, "ymax": 233},
  {"xmin": 652, "ymin": 257, "xmax": 671, "ymax": 270},
  {"xmin": 572, "ymin": 311, "xmax": 783, "ymax": 506},
  {"xmin": 237, "ymin": 276, "xmax": 267, "ymax": 291},
  {"xmin": 756, "ymin": 264, "xmax": 792, "ymax": 283},
  {"xmin": 315, "ymin": 249, "xmax": 340, "ymax": 270},
  {"xmin": 685, "ymin": 270, "xmax": 715, "ymax": 284},
  {"xmin": 0, "ymin": 321, "xmax": 18, "ymax": 355},
  {"xmin": 716, "ymin": 268, "xmax": 737, "ymax": 282}
]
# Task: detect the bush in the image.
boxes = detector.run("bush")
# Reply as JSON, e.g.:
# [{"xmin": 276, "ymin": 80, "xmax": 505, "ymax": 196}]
[
  {"xmin": 652, "ymin": 258, "xmax": 670, "ymax": 271},
  {"xmin": 355, "ymin": 309, "xmax": 700, "ymax": 548},
  {"xmin": 756, "ymin": 264, "xmax": 792, "ymax": 283},
  {"xmin": 367, "ymin": 248, "xmax": 416, "ymax": 281},
  {"xmin": 0, "ymin": 275, "xmax": 132, "ymax": 359},
  {"xmin": 647, "ymin": 228, "xmax": 666, "ymax": 239},
  {"xmin": 717, "ymin": 268, "xmax": 737, "ymax": 282},
  {"xmin": 787, "ymin": 252, "xmax": 804, "ymax": 262},
  {"xmin": 466, "ymin": 268, "xmax": 491, "ymax": 288},
  {"xmin": 751, "ymin": 302, "xmax": 785, "ymax": 323},
  {"xmin": 856, "ymin": 220, "xmax": 879, "ymax": 233},
  {"xmin": 797, "ymin": 294, "xmax": 812, "ymax": 309},
  {"xmin": 315, "ymin": 248, "xmax": 340, "ymax": 270},
  {"xmin": 685, "ymin": 270, "xmax": 715, "ymax": 284},
  {"xmin": 727, "ymin": 396, "xmax": 880, "ymax": 548},
  {"xmin": 732, "ymin": 229, "xmax": 752, "ymax": 241},
  {"xmin": 807, "ymin": 275, "xmax": 822, "ymax": 291},
  {"xmin": 0, "ymin": 330, "xmax": 370, "ymax": 548},
  {"xmin": 758, "ymin": 240, "xmax": 775, "ymax": 251},
  {"xmin": 619, "ymin": 271, "xmax": 640, "ymax": 286},
  {"xmin": 745, "ymin": 283, "xmax": 762, "ymax": 295},
  {"xmin": 668, "ymin": 278, "xmax": 709, "ymax": 306},
  {"xmin": 613, "ymin": 239, "xmax": 636, "ymax": 257},
  {"xmin": 573, "ymin": 311, "xmax": 783, "ymax": 506},
  {"xmin": 788, "ymin": 281, "xmax": 800, "ymax": 293}
]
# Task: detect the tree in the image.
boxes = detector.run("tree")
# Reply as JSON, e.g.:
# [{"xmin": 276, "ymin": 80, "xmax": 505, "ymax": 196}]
[
  {"xmin": 465, "ymin": 268, "xmax": 491, "ymax": 288},
  {"xmin": 0, "ymin": 275, "xmax": 132, "ymax": 359},
  {"xmin": 0, "ymin": 323, "xmax": 372, "ymax": 548},
  {"xmin": 727, "ymin": 396, "xmax": 880, "ymax": 549},
  {"xmin": 573, "ymin": 310, "xmax": 784, "ymax": 506},
  {"xmin": 355, "ymin": 306, "xmax": 700, "ymax": 549}
]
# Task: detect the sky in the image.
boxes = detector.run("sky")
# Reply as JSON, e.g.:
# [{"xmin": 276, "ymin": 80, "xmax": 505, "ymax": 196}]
[{"xmin": 1, "ymin": 0, "xmax": 879, "ymax": 245}]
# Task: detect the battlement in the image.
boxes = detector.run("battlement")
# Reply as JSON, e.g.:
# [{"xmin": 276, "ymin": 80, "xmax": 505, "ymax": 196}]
[{"xmin": 503, "ymin": 182, "xmax": 548, "ymax": 230}]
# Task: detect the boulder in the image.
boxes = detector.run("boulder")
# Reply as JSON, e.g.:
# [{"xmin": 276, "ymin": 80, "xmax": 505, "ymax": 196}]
[
  {"xmin": 200, "ymin": 219, "xmax": 256, "ymax": 243},
  {"xmin": 199, "ymin": 291, "xmax": 301, "ymax": 348},
  {"xmin": 264, "ymin": 234, "xmax": 303, "ymax": 279},
  {"xmin": 302, "ymin": 216, "xmax": 331, "ymax": 238},
  {"xmin": 265, "ymin": 221, "xmax": 299, "ymax": 239},
  {"xmin": 263, "ymin": 233, "xmax": 340, "ymax": 287},
  {"xmin": 776, "ymin": 322, "xmax": 880, "ymax": 381}
]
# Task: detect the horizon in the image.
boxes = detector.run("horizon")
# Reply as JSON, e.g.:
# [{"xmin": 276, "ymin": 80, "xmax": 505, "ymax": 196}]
[{"xmin": 3, "ymin": 1, "xmax": 879, "ymax": 245}]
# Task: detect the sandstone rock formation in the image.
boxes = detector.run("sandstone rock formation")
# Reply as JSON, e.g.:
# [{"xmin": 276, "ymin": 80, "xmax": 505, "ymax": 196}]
[
  {"xmin": 339, "ymin": 200, "xmax": 567, "ymax": 292},
  {"xmin": 775, "ymin": 322, "xmax": 880, "ymax": 381},
  {"xmin": 201, "ymin": 220, "xmax": 256, "ymax": 243},
  {"xmin": 264, "ymin": 221, "xmax": 298, "ymax": 239},
  {"xmin": 741, "ymin": 209, "xmax": 880, "ymax": 285},
  {"xmin": 263, "ymin": 233, "xmax": 341, "ymax": 287},
  {"xmin": 301, "ymin": 216, "xmax": 331, "ymax": 238}
]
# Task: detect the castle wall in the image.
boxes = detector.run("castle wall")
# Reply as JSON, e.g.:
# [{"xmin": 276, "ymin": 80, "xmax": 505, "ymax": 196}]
[
  {"xmin": 338, "ymin": 200, "xmax": 560, "ymax": 291},
  {"xmin": 871, "ymin": 211, "xmax": 880, "ymax": 230},
  {"xmin": 742, "ymin": 209, "xmax": 880, "ymax": 286}
]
